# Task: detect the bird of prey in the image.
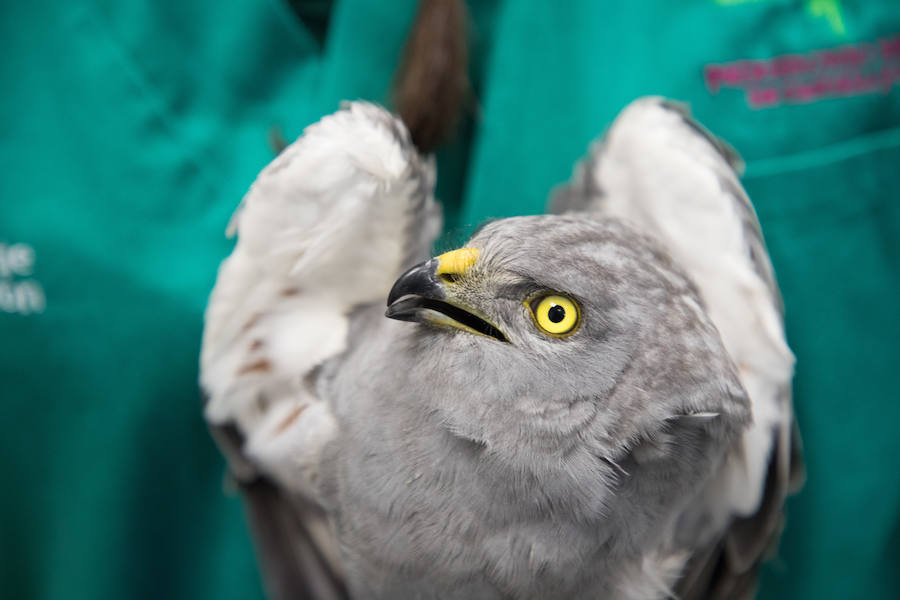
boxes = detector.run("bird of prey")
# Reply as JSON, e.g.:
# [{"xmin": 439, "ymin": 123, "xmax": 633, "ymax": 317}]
[{"xmin": 200, "ymin": 98, "xmax": 803, "ymax": 600}]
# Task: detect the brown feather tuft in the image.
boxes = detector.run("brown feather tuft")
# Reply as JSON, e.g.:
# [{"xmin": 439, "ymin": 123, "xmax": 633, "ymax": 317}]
[{"xmin": 393, "ymin": 0, "xmax": 470, "ymax": 153}]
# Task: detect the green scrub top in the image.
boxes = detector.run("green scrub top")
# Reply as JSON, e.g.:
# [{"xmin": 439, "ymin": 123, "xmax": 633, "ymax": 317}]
[{"xmin": 2, "ymin": 2, "xmax": 898, "ymax": 599}]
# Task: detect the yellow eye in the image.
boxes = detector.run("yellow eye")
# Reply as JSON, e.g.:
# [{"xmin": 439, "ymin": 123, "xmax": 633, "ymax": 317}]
[{"xmin": 528, "ymin": 294, "xmax": 580, "ymax": 337}]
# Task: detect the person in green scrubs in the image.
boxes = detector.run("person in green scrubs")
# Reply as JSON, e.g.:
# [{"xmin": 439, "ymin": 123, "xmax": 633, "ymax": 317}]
[{"xmin": 2, "ymin": 2, "xmax": 898, "ymax": 598}]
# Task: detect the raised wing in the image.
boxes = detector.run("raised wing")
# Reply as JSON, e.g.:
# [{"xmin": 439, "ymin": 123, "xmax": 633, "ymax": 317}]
[
  {"xmin": 551, "ymin": 97, "xmax": 803, "ymax": 598},
  {"xmin": 200, "ymin": 102, "xmax": 440, "ymax": 599}
]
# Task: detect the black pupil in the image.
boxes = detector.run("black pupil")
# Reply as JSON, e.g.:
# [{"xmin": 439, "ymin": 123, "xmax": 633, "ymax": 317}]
[{"xmin": 547, "ymin": 304, "xmax": 566, "ymax": 323}]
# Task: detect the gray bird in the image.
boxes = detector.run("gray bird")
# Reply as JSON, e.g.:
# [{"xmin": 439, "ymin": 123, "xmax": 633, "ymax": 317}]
[{"xmin": 200, "ymin": 99, "xmax": 803, "ymax": 600}]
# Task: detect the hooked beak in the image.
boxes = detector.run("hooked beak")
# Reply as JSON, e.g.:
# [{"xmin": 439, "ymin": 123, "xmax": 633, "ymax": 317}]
[{"xmin": 385, "ymin": 251, "xmax": 508, "ymax": 343}]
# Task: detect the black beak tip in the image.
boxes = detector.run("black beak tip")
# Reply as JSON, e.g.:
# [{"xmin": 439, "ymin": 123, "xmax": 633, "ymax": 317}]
[
  {"xmin": 385, "ymin": 294, "xmax": 431, "ymax": 322},
  {"xmin": 386, "ymin": 260, "xmax": 443, "ymax": 307}
]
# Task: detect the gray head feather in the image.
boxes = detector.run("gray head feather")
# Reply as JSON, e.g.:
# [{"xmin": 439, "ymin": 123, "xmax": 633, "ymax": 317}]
[{"xmin": 324, "ymin": 215, "xmax": 750, "ymax": 598}]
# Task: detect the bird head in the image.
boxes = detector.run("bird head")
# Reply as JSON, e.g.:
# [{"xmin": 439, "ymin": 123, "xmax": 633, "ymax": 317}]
[{"xmin": 385, "ymin": 214, "xmax": 749, "ymax": 472}]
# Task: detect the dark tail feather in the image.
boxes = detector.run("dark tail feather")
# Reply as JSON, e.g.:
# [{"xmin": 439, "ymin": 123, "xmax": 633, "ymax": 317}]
[{"xmin": 393, "ymin": 0, "xmax": 470, "ymax": 153}]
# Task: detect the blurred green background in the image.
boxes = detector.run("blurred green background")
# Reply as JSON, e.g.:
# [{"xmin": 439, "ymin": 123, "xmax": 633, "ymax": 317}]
[{"xmin": 1, "ymin": 1, "xmax": 898, "ymax": 598}]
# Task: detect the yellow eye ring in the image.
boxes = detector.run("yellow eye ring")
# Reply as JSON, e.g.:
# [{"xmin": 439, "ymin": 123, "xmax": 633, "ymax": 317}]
[{"xmin": 527, "ymin": 294, "xmax": 581, "ymax": 337}]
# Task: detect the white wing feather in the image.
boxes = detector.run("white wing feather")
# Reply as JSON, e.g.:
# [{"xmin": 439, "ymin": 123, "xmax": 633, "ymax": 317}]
[
  {"xmin": 553, "ymin": 97, "xmax": 795, "ymax": 541},
  {"xmin": 201, "ymin": 102, "xmax": 439, "ymax": 499}
]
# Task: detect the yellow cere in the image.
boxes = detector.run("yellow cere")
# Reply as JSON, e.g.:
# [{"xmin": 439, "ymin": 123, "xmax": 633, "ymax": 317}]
[
  {"xmin": 530, "ymin": 294, "xmax": 580, "ymax": 336},
  {"xmin": 435, "ymin": 247, "xmax": 479, "ymax": 280}
]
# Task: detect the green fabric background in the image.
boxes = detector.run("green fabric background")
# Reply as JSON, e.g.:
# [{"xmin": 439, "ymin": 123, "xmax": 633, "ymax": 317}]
[{"xmin": 1, "ymin": 1, "xmax": 897, "ymax": 598}]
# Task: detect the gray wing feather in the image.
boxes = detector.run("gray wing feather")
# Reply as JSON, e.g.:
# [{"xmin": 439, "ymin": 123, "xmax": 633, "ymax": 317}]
[
  {"xmin": 201, "ymin": 102, "xmax": 440, "ymax": 599},
  {"xmin": 210, "ymin": 423, "xmax": 348, "ymax": 600},
  {"xmin": 241, "ymin": 479, "xmax": 348, "ymax": 600}
]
